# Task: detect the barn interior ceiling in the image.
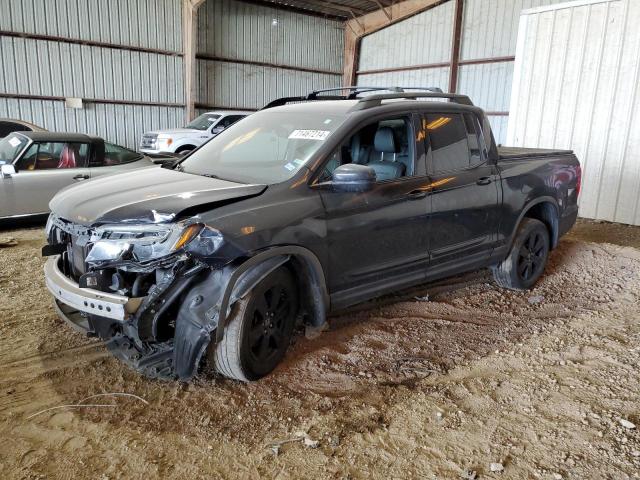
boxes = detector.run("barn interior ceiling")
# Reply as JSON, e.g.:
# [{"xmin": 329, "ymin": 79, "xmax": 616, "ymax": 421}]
[{"xmin": 249, "ymin": 0, "xmax": 388, "ymax": 19}]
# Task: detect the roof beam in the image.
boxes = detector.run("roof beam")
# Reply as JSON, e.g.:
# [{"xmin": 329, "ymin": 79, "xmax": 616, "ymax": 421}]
[
  {"xmin": 301, "ymin": 0, "xmax": 369, "ymax": 16},
  {"xmin": 183, "ymin": 0, "xmax": 207, "ymax": 122},
  {"xmin": 448, "ymin": 0, "xmax": 464, "ymax": 93},
  {"xmin": 372, "ymin": 0, "xmax": 392, "ymax": 20}
]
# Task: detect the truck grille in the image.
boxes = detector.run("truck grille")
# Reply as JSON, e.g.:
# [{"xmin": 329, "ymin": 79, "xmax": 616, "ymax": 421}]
[{"xmin": 140, "ymin": 133, "xmax": 158, "ymax": 149}]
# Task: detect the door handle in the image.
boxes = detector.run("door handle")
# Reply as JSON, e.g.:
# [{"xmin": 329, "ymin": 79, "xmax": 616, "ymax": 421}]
[
  {"xmin": 476, "ymin": 176, "xmax": 492, "ymax": 186},
  {"xmin": 407, "ymin": 189, "xmax": 428, "ymax": 200},
  {"xmin": 73, "ymin": 174, "xmax": 90, "ymax": 180}
]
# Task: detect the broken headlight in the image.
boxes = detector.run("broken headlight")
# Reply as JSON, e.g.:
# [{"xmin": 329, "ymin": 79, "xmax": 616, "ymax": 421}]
[{"xmin": 85, "ymin": 222, "xmax": 222, "ymax": 265}]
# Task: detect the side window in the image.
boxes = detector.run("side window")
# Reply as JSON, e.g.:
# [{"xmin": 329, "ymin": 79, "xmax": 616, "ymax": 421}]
[
  {"xmin": 425, "ymin": 113, "xmax": 470, "ymax": 174},
  {"xmin": 219, "ymin": 115, "xmax": 244, "ymax": 128},
  {"xmin": 16, "ymin": 143, "xmax": 39, "ymax": 170},
  {"xmin": 16, "ymin": 142, "xmax": 88, "ymax": 171},
  {"xmin": 318, "ymin": 116, "xmax": 418, "ymax": 183},
  {"xmin": 463, "ymin": 113, "xmax": 484, "ymax": 165},
  {"xmin": 102, "ymin": 142, "xmax": 143, "ymax": 167}
]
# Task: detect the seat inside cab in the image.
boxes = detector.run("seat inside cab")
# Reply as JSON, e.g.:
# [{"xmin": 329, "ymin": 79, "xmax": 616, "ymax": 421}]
[{"xmin": 321, "ymin": 117, "xmax": 414, "ymax": 182}]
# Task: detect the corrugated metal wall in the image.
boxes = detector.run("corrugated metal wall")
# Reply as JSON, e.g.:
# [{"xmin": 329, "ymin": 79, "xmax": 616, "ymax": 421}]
[
  {"xmin": 0, "ymin": 0, "xmax": 184, "ymax": 149},
  {"xmin": 458, "ymin": 0, "xmax": 558, "ymax": 143},
  {"xmin": 356, "ymin": 1, "xmax": 454, "ymax": 92},
  {"xmin": 196, "ymin": 0, "xmax": 344, "ymax": 111},
  {"xmin": 508, "ymin": 0, "xmax": 640, "ymax": 226},
  {"xmin": 355, "ymin": 0, "xmax": 560, "ymax": 144}
]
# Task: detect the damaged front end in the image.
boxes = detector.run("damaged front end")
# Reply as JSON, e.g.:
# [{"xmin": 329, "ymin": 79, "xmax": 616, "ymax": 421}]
[{"xmin": 43, "ymin": 214, "xmax": 240, "ymax": 380}]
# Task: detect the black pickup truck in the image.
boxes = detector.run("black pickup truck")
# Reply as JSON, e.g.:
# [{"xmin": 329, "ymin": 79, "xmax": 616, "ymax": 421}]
[{"xmin": 42, "ymin": 87, "xmax": 581, "ymax": 382}]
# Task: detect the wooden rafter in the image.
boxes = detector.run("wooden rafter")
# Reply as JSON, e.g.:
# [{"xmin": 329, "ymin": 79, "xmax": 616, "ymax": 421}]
[{"xmin": 301, "ymin": 0, "xmax": 369, "ymax": 16}]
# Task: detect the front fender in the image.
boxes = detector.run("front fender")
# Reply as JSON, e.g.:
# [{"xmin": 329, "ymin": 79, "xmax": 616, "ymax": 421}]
[
  {"xmin": 172, "ymin": 245, "xmax": 328, "ymax": 380},
  {"xmin": 171, "ymin": 137, "xmax": 203, "ymax": 151}
]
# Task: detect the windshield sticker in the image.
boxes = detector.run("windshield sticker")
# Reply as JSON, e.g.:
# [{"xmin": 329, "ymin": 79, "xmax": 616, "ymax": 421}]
[
  {"xmin": 284, "ymin": 162, "xmax": 296, "ymax": 171},
  {"xmin": 8, "ymin": 136, "xmax": 21, "ymax": 147},
  {"xmin": 288, "ymin": 129, "xmax": 331, "ymax": 141},
  {"xmin": 292, "ymin": 158, "xmax": 306, "ymax": 167}
]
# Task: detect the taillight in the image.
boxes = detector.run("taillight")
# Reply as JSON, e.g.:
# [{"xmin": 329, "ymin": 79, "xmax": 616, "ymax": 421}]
[{"xmin": 575, "ymin": 164, "xmax": 582, "ymax": 196}]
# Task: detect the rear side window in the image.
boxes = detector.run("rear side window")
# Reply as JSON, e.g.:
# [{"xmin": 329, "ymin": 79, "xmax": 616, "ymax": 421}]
[
  {"xmin": 101, "ymin": 143, "xmax": 143, "ymax": 166},
  {"xmin": 425, "ymin": 113, "xmax": 470, "ymax": 174}
]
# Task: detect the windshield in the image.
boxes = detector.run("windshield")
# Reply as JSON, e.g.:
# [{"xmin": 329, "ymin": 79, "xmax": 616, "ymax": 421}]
[
  {"xmin": 0, "ymin": 134, "xmax": 30, "ymax": 164},
  {"xmin": 186, "ymin": 113, "xmax": 221, "ymax": 131},
  {"xmin": 179, "ymin": 110, "xmax": 347, "ymax": 184}
]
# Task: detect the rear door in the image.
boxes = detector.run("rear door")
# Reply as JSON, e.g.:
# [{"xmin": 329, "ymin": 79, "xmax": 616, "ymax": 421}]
[
  {"xmin": 2, "ymin": 141, "xmax": 90, "ymax": 217},
  {"xmin": 423, "ymin": 112, "xmax": 500, "ymax": 272}
]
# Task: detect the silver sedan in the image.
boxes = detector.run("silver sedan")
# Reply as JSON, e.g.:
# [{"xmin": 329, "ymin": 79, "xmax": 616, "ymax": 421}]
[{"xmin": 0, "ymin": 132, "xmax": 156, "ymax": 220}]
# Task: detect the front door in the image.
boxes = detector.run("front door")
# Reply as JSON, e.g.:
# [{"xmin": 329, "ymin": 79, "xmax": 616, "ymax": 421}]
[
  {"xmin": 422, "ymin": 112, "xmax": 500, "ymax": 273},
  {"xmin": 316, "ymin": 114, "xmax": 432, "ymax": 308},
  {"xmin": 0, "ymin": 141, "xmax": 90, "ymax": 217}
]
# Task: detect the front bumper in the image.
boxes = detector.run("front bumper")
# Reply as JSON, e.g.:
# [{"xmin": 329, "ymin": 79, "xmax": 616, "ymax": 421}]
[{"xmin": 44, "ymin": 255, "xmax": 142, "ymax": 321}]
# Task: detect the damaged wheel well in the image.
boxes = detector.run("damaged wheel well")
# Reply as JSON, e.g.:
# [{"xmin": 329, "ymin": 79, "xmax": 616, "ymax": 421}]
[
  {"xmin": 172, "ymin": 245, "xmax": 329, "ymax": 380},
  {"xmin": 219, "ymin": 246, "xmax": 330, "ymax": 341}
]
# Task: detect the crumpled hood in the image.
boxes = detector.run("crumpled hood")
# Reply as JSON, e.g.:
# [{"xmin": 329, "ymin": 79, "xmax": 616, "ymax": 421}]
[{"xmin": 49, "ymin": 166, "xmax": 267, "ymax": 226}]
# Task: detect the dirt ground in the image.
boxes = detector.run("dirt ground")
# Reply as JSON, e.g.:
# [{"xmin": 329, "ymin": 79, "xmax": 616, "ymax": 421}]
[{"xmin": 0, "ymin": 218, "xmax": 638, "ymax": 479}]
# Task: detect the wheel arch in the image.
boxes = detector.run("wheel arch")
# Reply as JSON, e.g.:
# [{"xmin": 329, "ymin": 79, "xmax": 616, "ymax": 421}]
[
  {"xmin": 215, "ymin": 245, "xmax": 329, "ymax": 343},
  {"xmin": 175, "ymin": 143, "xmax": 197, "ymax": 153},
  {"xmin": 511, "ymin": 197, "xmax": 560, "ymax": 249}
]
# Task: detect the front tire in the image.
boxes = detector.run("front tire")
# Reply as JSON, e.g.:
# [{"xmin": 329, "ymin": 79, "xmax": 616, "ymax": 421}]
[
  {"xmin": 213, "ymin": 267, "xmax": 298, "ymax": 382},
  {"xmin": 175, "ymin": 145, "xmax": 195, "ymax": 156},
  {"xmin": 492, "ymin": 218, "xmax": 550, "ymax": 290}
]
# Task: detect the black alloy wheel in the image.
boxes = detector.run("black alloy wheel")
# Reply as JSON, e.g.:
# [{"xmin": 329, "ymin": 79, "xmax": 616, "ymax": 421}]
[
  {"xmin": 518, "ymin": 230, "xmax": 547, "ymax": 281},
  {"xmin": 492, "ymin": 218, "xmax": 551, "ymax": 290},
  {"xmin": 247, "ymin": 283, "xmax": 293, "ymax": 366}
]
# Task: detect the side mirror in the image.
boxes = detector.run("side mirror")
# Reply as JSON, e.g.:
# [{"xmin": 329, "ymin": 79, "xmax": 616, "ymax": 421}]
[
  {"xmin": 211, "ymin": 126, "xmax": 224, "ymax": 135},
  {"xmin": 0, "ymin": 164, "xmax": 16, "ymax": 179},
  {"xmin": 331, "ymin": 164, "xmax": 376, "ymax": 192}
]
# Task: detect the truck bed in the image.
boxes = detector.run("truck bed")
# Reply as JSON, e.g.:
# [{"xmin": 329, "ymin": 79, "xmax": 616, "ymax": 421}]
[{"xmin": 498, "ymin": 146, "xmax": 573, "ymax": 160}]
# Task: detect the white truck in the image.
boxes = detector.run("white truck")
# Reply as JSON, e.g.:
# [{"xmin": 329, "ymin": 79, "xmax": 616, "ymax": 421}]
[{"xmin": 139, "ymin": 111, "xmax": 248, "ymax": 156}]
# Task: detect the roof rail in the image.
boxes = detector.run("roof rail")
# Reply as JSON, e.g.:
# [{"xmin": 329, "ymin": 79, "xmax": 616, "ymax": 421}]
[
  {"xmin": 350, "ymin": 92, "xmax": 474, "ymax": 111},
  {"xmin": 261, "ymin": 86, "xmax": 447, "ymax": 109}
]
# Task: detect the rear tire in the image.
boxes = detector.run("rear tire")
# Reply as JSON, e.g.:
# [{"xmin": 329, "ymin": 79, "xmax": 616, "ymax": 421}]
[
  {"xmin": 492, "ymin": 218, "xmax": 550, "ymax": 290},
  {"xmin": 213, "ymin": 267, "xmax": 298, "ymax": 382}
]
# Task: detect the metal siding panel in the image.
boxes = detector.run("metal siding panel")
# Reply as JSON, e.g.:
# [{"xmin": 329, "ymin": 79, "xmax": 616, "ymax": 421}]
[
  {"xmin": 195, "ymin": 0, "xmax": 343, "ymax": 110},
  {"xmin": 0, "ymin": 38, "xmax": 183, "ymax": 106},
  {"xmin": 487, "ymin": 115, "xmax": 509, "ymax": 145},
  {"xmin": 196, "ymin": 58, "xmax": 340, "ymax": 110},
  {"xmin": 3, "ymin": 0, "xmax": 182, "ymax": 51},
  {"xmin": 0, "ymin": 97, "xmax": 185, "ymax": 149},
  {"xmin": 197, "ymin": 0, "xmax": 343, "ymax": 72},
  {"xmin": 507, "ymin": 0, "xmax": 639, "ymax": 225},
  {"xmin": 358, "ymin": 1, "xmax": 455, "ymax": 71},
  {"xmin": 458, "ymin": 62, "xmax": 514, "ymax": 112},
  {"xmin": 461, "ymin": 0, "xmax": 559, "ymax": 60},
  {"xmin": 357, "ymin": 67, "xmax": 451, "ymax": 92}
]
